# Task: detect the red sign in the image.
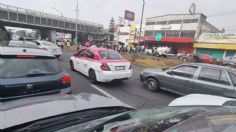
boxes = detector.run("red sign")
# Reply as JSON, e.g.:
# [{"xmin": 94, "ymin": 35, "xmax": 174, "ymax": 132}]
[{"xmin": 124, "ymin": 10, "xmax": 135, "ymax": 21}]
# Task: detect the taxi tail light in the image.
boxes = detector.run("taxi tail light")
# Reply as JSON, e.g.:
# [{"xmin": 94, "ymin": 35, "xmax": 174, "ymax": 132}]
[
  {"xmin": 60, "ymin": 74, "xmax": 71, "ymax": 84},
  {"xmin": 100, "ymin": 62, "xmax": 111, "ymax": 71}
]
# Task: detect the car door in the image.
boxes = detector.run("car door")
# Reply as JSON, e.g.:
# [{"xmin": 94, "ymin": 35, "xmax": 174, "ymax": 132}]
[
  {"xmin": 190, "ymin": 67, "xmax": 234, "ymax": 98},
  {"xmin": 82, "ymin": 50, "xmax": 95, "ymax": 76},
  {"xmin": 162, "ymin": 65, "xmax": 198, "ymax": 95},
  {"xmin": 73, "ymin": 49, "xmax": 86, "ymax": 72}
]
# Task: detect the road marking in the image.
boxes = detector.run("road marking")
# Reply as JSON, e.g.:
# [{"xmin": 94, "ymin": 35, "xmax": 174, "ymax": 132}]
[{"xmin": 91, "ymin": 84, "xmax": 132, "ymax": 108}]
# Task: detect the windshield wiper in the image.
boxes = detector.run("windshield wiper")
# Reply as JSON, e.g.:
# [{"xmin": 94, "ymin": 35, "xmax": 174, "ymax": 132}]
[
  {"xmin": 26, "ymin": 73, "xmax": 54, "ymax": 77},
  {"xmin": 13, "ymin": 107, "xmax": 133, "ymax": 132}
]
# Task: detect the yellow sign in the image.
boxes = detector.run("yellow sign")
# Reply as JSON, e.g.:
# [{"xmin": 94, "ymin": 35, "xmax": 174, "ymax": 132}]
[{"xmin": 194, "ymin": 43, "xmax": 236, "ymax": 50}]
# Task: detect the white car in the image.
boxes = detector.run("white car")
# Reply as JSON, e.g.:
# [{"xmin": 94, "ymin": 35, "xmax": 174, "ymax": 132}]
[
  {"xmin": 36, "ymin": 41, "xmax": 62, "ymax": 57},
  {"xmin": 70, "ymin": 48, "xmax": 133, "ymax": 83},
  {"xmin": 169, "ymin": 94, "xmax": 236, "ymax": 106}
]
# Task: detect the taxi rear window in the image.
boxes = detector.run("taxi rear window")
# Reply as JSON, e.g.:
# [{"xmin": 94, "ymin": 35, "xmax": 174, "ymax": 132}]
[{"xmin": 99, "ymin": 50, "xmax": 123, "ymax": 60}]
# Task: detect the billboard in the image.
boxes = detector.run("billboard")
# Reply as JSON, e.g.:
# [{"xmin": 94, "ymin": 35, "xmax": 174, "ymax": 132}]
[{"xmin": 124, "ymin": 10, "xmax": 135, "ymax": 21}]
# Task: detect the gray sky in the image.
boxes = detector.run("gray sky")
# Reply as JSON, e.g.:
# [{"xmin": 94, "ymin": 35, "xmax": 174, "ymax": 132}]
[{"xmin": 2, "ymin": 0, "xmax": 236, "ymax": 32}]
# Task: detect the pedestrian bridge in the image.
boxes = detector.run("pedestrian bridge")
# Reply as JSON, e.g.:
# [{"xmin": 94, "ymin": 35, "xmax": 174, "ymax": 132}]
[{"xmin": 0, "ymin": 3, "xmax": 103, "ymax": 40}]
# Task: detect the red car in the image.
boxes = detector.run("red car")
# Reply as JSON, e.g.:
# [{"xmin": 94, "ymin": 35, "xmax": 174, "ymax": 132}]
[{"xmin": 187, "ymin": 54, "xmax": 217, "ymax": 64}]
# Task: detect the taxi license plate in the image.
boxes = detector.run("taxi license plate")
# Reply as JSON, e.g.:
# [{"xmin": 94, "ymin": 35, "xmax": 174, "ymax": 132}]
[{"xmin": 115, "ymin": 66, "xmax": 125, "ymax": 71}]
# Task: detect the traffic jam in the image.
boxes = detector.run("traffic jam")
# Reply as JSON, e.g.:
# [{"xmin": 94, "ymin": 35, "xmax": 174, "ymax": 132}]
[{"xmin": 1, "ymin": 0, "xmax": 236, "ymax": 131}]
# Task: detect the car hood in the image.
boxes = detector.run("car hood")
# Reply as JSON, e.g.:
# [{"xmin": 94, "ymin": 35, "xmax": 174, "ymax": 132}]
[
  {"xmin": 168, "ymin": 94, "xmax": 236, "ymax": 106},
  {"xmin": 0, "ymin": 93, "xmax": 129, "ymax": 130}
]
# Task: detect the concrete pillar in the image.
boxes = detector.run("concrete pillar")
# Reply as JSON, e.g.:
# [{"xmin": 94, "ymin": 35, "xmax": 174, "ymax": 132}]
[{"xmin": 40, "ymin": 29, "xmax": 56, "ymax": 42}]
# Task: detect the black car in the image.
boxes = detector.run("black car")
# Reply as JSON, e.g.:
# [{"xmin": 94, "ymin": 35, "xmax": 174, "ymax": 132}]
[
  {"xmin": 1, "ymin": 93, "xmax": 236, "ymax": 132},
  {"xmin": 140, "ymin": 63, "xmax": 236, "ymax": 98},
  {"xmin": 0, "ymin": 46, "xmax": 71, "ymax": 100}
]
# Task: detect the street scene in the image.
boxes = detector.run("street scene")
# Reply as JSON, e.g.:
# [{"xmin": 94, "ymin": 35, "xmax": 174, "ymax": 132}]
[{"xmin": 1, "ymin": 0, "xmax": 236, "ymax": 131}]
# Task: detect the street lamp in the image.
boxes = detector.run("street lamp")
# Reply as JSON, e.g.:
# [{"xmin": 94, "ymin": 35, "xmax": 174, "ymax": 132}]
[
  {"xmin": 75, "ymin": 0, "xmax": 79, "ymax": 44},
  {"xmin": 137, "ymin": 0, "xmax": 145, "ymax": 46},
  {"xmin": 52, "ymin": 7, "xmax": 64, "ymax": 41}
]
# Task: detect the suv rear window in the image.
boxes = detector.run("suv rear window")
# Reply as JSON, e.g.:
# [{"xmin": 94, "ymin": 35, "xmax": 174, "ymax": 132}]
[
  {"xmin": 0, "ymin": 57, "xmax": 62, "ymax": 79},
  {"xmin": 99, "ymin": 50, "xmax": 123, "ymax": 60}
]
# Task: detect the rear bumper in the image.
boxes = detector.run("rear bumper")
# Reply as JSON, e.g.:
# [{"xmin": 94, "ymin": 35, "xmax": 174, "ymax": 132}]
[
  {"xmin": 0, "ymin": 87, "xmax": 71, "ymax": 101},
  {"xmin": 96, "ymin": 70, "xmax": 133, "ymax": 82}
]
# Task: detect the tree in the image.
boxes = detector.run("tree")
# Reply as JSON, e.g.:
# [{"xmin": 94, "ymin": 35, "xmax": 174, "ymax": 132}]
[{"xmin": 108, "ymin": 17, "xmax": 115, "ymax": 41}]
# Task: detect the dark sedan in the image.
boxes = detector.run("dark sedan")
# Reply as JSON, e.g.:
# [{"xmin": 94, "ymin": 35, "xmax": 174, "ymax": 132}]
[
  {"xmin": 0, "ymin": 47, "xmax": 71, "ymax": 101},
  {"xmin": 140, "ymin": 63, "xmax": 236, "ymax": 98}
]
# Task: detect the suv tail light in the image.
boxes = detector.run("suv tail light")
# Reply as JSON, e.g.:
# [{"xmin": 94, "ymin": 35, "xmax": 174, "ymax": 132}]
[
  {"xmin": 100, "ymin": 62, "xmax": 111, "ymax": 71},
  {"xmin": 60, "ymin": 74, "xmax": 71, "ymax": 84}
]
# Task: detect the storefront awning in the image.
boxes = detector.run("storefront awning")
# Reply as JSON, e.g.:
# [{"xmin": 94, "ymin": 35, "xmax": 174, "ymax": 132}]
[
  {"xmin": 194, "ymin": 43, "xmax": 236, "ymax": 50},
  {"xmin": 139, "ymin": 36, "xmax": 194, "ymax": 43}
]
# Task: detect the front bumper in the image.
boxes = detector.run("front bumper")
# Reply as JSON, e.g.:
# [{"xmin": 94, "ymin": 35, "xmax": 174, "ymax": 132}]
[
  {"xmin": 96, "ymin": 70, "xmax": 133, "ymax": 82},
  {"xmin": 140, "ymin": 74, "xmax": 146, "ymax": 82}
]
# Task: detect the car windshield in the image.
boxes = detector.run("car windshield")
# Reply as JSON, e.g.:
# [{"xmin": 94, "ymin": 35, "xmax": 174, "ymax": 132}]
[
  {"xmin": 1, "ymin": 0, "xmax": 236, "ymax": 131},
  {"xmin": 99, "ymin": 50, "xmax": 124, "ymax": 60},
  {"xmin": 0, "ymin": 57, "xmax": 62, "ymax": 78}
]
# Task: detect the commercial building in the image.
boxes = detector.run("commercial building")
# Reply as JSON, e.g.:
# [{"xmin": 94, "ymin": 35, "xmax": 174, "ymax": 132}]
[
  {"xmin": 115, "ymin": 24, "xmax": 145, "ymax": 47},
  {"xmin": 194, "ymin": 33, "xmax": 236, "ymax": 59},
  {"xmin": 142, "ymin": 13, "xmax": 222, "ymax": 54}
]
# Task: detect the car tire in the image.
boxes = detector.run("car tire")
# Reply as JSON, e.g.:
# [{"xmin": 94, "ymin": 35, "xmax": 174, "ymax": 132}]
[
  {"xmin": 70, "ymin": 61, "xmax": 75, "ymax": 71},
  {"xmin": 89, "ymin": 69, "xmax": 97, "ymax": 84},
  {"xmin": 145, "ymin": 78, "xmax": 159, "ymax": 92}
]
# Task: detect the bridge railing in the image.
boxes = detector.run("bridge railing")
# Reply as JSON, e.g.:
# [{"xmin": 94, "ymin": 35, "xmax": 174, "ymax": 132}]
[{"xmin": 0, "ymin": 3, "xmax": 103, "ymax": 28}]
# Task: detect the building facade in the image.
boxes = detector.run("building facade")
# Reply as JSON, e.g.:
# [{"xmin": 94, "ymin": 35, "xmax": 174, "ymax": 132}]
[
  {"xmin": 142, "ymin": 13, "xmax": 222, "ymax": 54},
  {"xmin": 194, "ymin": 33, "xmax": 236, "ymax": 59}
]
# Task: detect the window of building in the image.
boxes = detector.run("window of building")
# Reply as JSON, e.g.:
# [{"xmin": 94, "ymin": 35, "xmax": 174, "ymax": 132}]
[
  {"xmin": 156, "ymin": 21, "xmax": 168, "ymax": 25},
  {"xmin": 183, "ymin": 19, "xmax": 199, "ymax": 23},
  {"xmin": 180, "ymin": 30, "xmax": 196, "ymax": 38},
  {"xmin": 146, "ymin": 22, "xmax": 155, "ymax": 25},
  {"xmin": 145, "ymin": 31, "xmax": 155, "ymax": 36},
  {"xmin": 166, "ymin": 31, "xmax": 180, "ymax": 37},
  {"xmin": 198, "ymin": 68, "xmax": 230, "ymax": 85},
  {"xmin": 168, "ymin": 20, "xmax": 182, "ymax": 24},
  {"xmin": 154, "ymin": 31, "xmax": 165, "ymax": 36}
]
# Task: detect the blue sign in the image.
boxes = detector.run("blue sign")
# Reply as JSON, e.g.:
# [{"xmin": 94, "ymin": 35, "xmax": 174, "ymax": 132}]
[{"xmin": 155, "ymin": 33, "xmax": 163, "ymax": 41}]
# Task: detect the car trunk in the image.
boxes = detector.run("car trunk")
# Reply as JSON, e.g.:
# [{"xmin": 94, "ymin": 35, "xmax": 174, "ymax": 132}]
[
  {"xmin": 0, "ymin": 73, "xmax": 68, "ymax": 98},
  {"xmin": 106, "ymin": 60, "xmax": 131, "ymax": 73}
]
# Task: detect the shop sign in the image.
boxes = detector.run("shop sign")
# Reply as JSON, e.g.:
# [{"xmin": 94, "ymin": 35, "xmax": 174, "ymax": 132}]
[
  {"xmin": 199, "ymin": 33, "xmax": 236, "ymax": 40},
  {"xmin": 154, "ymin": 24, "xmax": 181, "ymax": 31}
]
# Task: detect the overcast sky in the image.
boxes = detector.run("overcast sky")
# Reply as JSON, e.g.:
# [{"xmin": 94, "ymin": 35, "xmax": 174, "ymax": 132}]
[{"xmin": 2, "ymin": 0, "xmax": 236, "ymax": 32}]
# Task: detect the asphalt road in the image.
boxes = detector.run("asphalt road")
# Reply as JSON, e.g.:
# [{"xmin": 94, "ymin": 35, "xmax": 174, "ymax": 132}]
[{"xmin": 60, "ymin": 50, "xmax": 179, "ymax": 108}]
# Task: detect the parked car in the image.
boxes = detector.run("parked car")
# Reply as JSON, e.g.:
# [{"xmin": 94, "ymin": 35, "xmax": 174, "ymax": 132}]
[
  {"xmin": 169, "ymin": 94, "xmax": 236, "ymax": 106},
  {"xmin": 0, "ymin": 46, "xmax": 71, "ymax": 100},
  {"xmin": 187, "ymin": 54, "xmax": 217, "ymax": 64},
  {"xmin": 1, "ymin": 94, "xmax": 236, "ymax": 132},
  {"xmin": 220, "ymin": 56, "xmax": 236, "ymax": 67},
  {"xmin": 140, "ymin": 63, "xmax": 236, "ymax": 98},
  {"xmin": 9, "ymin": 40, "xmax": 40, "ymax": 49},
  {"xmin": 35, "ymin": 41, "xmax": 62, "ymax": 58},
  {"xmin": 70, "ymin": 48, "xmax": 133, "ymax": 83}
]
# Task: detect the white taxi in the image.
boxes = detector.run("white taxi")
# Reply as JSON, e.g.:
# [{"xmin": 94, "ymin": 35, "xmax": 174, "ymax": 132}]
[{"xmin": 70, "ymin": 48, "xmax": 133, "ymax": 83}]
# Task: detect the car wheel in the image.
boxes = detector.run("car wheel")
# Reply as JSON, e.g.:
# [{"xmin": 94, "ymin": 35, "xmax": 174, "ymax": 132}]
[
  {"xmin": 89, "ymin": 69, "xmax": 97, "ymax": 83},
  {"xmin": 70, "ymin": 61, "xmax": 75, "ymax": 71},
  {"xmin": 145, "ymin": 78, "xmax": 159, "ymax": 92}
]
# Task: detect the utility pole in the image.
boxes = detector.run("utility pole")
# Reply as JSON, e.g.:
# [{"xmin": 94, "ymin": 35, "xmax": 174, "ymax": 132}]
[
  {"xmin": 75, "ymin": 0, "xmax": 79, "ymax": 44},
  {"xmin": 137, "ymin": 0, "xmax": 145, "ymax": 46}
]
